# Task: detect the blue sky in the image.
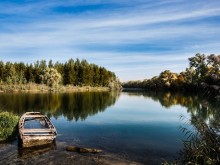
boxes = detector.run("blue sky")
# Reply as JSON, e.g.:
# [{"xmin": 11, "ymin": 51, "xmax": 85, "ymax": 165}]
[{"xmin": 0, "ymin": 0, "xmax": 220, "ymax": 81}]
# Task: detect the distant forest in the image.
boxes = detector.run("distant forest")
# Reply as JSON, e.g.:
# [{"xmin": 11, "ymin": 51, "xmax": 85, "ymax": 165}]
[
  {"xmin": 0, "ymin": 58, "xmax": 119, "ymax": 88},
  {"xmin": 123, "ymin": 54, "xmax": 220, "ymax": 96}
]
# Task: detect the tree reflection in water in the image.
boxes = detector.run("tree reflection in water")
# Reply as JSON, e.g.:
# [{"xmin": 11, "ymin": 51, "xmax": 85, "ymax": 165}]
[
  {"xmin": 137, "ymin": 91, "xmax": 220, "ymax": 125},
  {"xmin": 126, "ymin": 91, "xmax": 220, "ymax": 164},
  {"xmin": 0, "ymin": 92, "xmax": 120, "ymax": 121},
  {"xmin": 0, "ymin": 91, "xmax": 219, "ymax": 123},
  {"xmin": 0, "ymin": 91, "xmax": 219, "ymax": 164}
]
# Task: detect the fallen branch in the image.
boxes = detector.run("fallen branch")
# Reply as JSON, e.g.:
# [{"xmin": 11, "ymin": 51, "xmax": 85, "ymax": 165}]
[{"xmin": 66, "ymin": 145, "xmax": 103, "ymax": 153}]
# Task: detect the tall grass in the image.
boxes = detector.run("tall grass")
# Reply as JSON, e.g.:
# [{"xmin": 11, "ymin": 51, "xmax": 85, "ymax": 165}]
[
  {"xmin": 164, "ymin": 115, "xmax": 220, "ymax": 165},
  {"xmin": 178, "ymin": 115, "xmax": 220, "ymax": 164}
]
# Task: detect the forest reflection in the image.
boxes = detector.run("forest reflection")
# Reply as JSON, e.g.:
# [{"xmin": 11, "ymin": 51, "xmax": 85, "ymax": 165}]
[
  {"xmin": 0, "ymin": 91, "xmax": 219, "ymax": 124},
  {"xmin": 126, "ymin": 91, "xmax": 220, "ymax": 125},
  {"xmin": 0, "ymin": 92, "xmax": 120, "ymax": 121}
]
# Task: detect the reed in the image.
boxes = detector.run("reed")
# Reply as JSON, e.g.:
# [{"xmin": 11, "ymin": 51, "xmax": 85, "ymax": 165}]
[
  {"xmin": 178, "ymin": 115, "xmax": 220, "ymax": 164},
  {"xmin": 163, "ymin": 115, "xmax": 220, "ymax": 165}
]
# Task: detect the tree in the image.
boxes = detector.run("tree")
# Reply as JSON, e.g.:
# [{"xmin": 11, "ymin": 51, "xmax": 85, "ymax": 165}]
[
  {"xmin": 14, "ymin": 62, "xmax": 27, "ymax": 84},
  {"xmin": 26, "ymin": 64, "xmax": 35, "ymax": 82},
  {"xmin": 54, "ymin": 62, "xmax": 64, "ymax": 80},
  {"xmin": 206, "ymin": 54, "xmax": 220, "ymax": 85},
  {"xmin": 159, "ymin": 70, "xmax": 178, "ymax": 88},
  {"xmin": 0, "ymin": 61, "xmax": 4, "ymax": 83},
  {"xmin": 81, "ymin": 59, "xmax": 92, "ymax": 86},
  {"xmin": 188, "ymin": 53, "xmax": 208, "ymax": 83},
  {"xmin": 4, "ymin": 62, "xmax": 17, "ymax": 84},
  {"xmin": 92, "ymin": 64, "xmax": 100, "ymax": 86},
  {"xmin": 40, "ymin": 68, "xmax": 61, "ymax": 87},
  {"xmin": 0, "ymin": 58, "xmax": 118, "ymax": 88},
  {"xmin": 48, "ymin": 60, "xmax": 53, "ymax": 68},
  {"xmin": 207, "ymin": 54, "xmax": 220, "ymax": 74},
  {"xmin": 63, "ymin": 59, "xmax": 76, "ymax": 85}
]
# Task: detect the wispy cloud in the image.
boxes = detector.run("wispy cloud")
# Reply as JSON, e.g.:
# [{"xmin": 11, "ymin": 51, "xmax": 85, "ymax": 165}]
[{"xmin": 0, "ymin": 0, "xmax": 220, "ymax": 81}]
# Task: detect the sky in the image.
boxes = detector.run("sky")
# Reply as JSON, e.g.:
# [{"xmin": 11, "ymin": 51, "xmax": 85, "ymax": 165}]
[{"xmin": 0, "ymin": 0, "xmax": 220, "ymax": 82}]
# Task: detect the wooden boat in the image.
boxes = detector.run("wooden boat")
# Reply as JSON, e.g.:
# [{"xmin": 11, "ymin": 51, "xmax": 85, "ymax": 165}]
[{"xmin": 19, "ymin": 112, "xmax": 57, "ymax": 148}]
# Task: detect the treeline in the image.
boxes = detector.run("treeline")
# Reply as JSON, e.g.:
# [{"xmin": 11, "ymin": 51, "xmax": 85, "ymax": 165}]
[
  {"xmin": 0, "ymin": 58, "xmax": 120, "ymax": 88},
  {"xmin": 123, "ymin": 54, "xmax": 220, "ymax": 95}
]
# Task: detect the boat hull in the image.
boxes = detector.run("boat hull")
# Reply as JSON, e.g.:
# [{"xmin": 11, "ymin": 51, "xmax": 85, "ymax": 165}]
[
  {"xmin": 19, "ymin": 112, "xmax": 57, "ymax": 148},
  {"xmin": 22, "ymin": 135, "xmax": 55, "ymax": 148}
]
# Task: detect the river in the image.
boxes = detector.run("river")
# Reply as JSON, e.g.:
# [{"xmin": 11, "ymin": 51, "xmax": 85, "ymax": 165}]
[{"xmin": 0, "ymin": 91, "xmax": 218, "ymax": 164}]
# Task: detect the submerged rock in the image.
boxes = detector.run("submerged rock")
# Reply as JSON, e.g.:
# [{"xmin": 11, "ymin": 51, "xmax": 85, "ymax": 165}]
[{"xmin": 66, "ymin": 145, "xmax": 102, "ymax": 153}]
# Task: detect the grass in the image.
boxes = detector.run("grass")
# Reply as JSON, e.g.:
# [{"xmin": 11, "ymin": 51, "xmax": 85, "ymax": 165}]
[
  {"xmin": 0, "ymin": 111, "xmax": 19, "ymax": 141},
  {"xmin": 0, "ymin": 83, "xmax": 110, "ymax": 93},
  {"xmin": 179, "ymin": 116, "xmax": 220, "ymax": 165},
  {"xmin": 163, "ymin": 115, "xmax": 220, "ymax": 165}
]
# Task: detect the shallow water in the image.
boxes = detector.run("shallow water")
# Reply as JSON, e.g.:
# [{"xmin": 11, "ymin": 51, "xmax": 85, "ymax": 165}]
[{"xmin": 0, "ymin": 91, "xmax": 218, "ymax": 164}]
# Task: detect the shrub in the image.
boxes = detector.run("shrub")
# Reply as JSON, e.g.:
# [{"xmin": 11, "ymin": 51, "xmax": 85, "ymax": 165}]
[{"xmin": 0, "ymin": 111, "xmax": 19, "ymax": 141}]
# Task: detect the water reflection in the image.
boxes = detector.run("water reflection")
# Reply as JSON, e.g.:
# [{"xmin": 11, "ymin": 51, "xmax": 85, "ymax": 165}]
[
  {"xmin": 0, "ymin": 91, "xmax": 219, "ymax": 124},
  {"xmin": 127, "ymin": 91, "xmax": 220, "ymax": 126},
  {"xmin": 0, "ymin": 92, "xmax": 120, "ymax": 121},
  {"xmin": 0, "ymin": 91, "xmax": 219, "ymax": 164},
  {"xmin": 18, "ymin": 142, "xmax": 57, "ymax": 159}
]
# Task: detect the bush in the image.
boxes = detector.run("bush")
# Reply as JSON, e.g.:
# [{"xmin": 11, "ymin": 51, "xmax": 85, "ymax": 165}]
[{"xmin": 0, "ymin": 112, "xmax": 19, "ymax": 141}]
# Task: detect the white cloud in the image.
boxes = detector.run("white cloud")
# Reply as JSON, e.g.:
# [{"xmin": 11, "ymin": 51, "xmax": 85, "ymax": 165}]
[{"xmin": 0, "ymin": 0, "xmax": 220, "ymax": 81}]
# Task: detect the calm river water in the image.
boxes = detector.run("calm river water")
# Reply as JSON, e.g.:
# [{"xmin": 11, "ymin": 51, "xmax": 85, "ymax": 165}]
[{"xmin": 0, "ymin": 91, "xmax": 218, "ymax": 164}]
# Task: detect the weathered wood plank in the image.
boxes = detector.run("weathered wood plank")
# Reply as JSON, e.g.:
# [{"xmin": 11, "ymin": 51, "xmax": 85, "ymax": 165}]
[
  {"xmin": 21, "ymin": 129, "xmax": 55, "ymax": 133},
  {"xmin": 23, "ymin": 115, "xmax": 45, "ymax": 118},
  {"xmin": 23, "ymin": 134, "xmax": 55, "ymax": 136}
]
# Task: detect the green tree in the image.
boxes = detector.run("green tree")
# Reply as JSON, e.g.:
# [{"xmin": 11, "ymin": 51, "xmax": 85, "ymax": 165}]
[
  {"xmin": 14, "ymin": 62, "xmax": 26, "ymax": 84},
  {"xmin": 0, "ymin": 61, "xmax": 4, "ymax": 83},
  {"xmin": 81, "ymin": 59, "xmax": 92, "ymax": 86},
  {"xmin": 26, "ymin": 64, "xmax": 35, "ymax": 82},
  {"xmin": 48, "ymin": 60, "xmax": 53, "ymax": 68},
  {"xmin": 206, "ymin": 54, "xmax": 220, "ymax": 85},
  {"xmin": 4, "ymin": 62, "xmax": 17, "ymax": 84},
  {"xmin": 33, "ymin": 61, "xmax": 41, "ymax": 83},
  {"xmin": 40, "ymin": 68, "xmax": 61, "ymax": 87},
  {"xmin": 74, "ymin": 58, "xmax": 82, "ymax": 85},
  {"xmin": 92, "ymin": 64, "xmax": 100, "ymax": 86},
  {"xmin": 39, "ymin": 60, "xmax": 47, "ymax": 70},
  {"xmin": 0, "ymin": 58, "xmax": 118, "ymax": 88},
  {"xmin": 159, "ymin": 70, "xmax": 178, "ymax": 88},
  {"xmin": 63, "ymin": 59, "xmax": 76, "ymax": 85},
  {"xmin": 188, "ymin": 53, "xmax": 208, "ymax": 83},
  {"xmin": 54, "ymin": 62, "xmax": 64, "ymax": 80}
]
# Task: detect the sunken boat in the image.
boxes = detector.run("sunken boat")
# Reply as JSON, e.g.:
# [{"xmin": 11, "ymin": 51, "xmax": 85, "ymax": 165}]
[{"xmin": 19, "ymin": 112, "xmax": 57, "ymax": 148}]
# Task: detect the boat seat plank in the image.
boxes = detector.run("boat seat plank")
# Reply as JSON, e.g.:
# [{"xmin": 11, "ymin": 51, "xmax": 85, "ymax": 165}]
[
  {"xmin": 23, "ymin": 134, "xmax": 55, "ymax": 136},
  {"xmin": 24, "ymin": 115, "xmax": 45, "ymax": 118},
  {"xmin": 21, "ymin": 129, "xmax": 56, "ymax": 133}
]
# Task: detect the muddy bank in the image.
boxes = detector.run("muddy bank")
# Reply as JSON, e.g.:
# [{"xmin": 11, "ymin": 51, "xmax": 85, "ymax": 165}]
[{"xmin": 0, "ymin": 142, "xmax": 141, "ymax": 165}]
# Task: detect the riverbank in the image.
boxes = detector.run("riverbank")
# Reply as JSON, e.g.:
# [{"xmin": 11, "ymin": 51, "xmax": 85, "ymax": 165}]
[
  {"xmin": 0, "ymin": 142, "xmax": 141, "ymax": 165},
  {"xmin": 0, "ymin": 83, "xmax": 111, "ymax": 93}
]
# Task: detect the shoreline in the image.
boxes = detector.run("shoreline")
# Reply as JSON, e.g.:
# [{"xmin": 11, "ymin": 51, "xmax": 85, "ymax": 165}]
[
  {"xmin": 0, "ymin": 142, "xmax": 142, "ymax": 165},
  {"xmin": 0, "ymin": 83, "xmax": 112, "ymax": 93}
]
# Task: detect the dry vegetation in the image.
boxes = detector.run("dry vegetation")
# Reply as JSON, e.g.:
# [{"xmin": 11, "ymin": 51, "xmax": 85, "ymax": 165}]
[{"xmin": 0, "ymin": 83, "xmax": 110, "ymax": 93}]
